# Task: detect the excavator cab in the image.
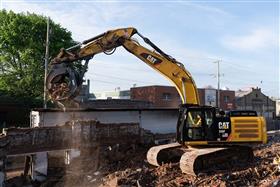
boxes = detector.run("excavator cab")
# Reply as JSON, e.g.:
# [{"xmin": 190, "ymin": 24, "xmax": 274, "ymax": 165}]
[{"xmin": 177, "ymin": 105, "xmax": 231, "ymax": 144}]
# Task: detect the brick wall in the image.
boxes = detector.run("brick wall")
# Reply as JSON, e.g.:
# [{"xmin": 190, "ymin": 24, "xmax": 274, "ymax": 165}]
[
  {"xmin": 219, "ymin": 90, "xmax": 236, "ymax": 110},
  {"xmin": 131, "ymin": 86, "xmax": 181, "ymax": 108},
  {"xmin": 197, "ymin": 89, "xmax": 205, "ymax": 105},
  {"xmin": 131, "ymin": 86, "xmax": 236, "ymax": 110}
]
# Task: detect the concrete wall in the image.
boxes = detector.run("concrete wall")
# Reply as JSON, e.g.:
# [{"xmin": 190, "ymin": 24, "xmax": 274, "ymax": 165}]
[
  {"xmin": 31, "ymin": 108, "xmax": 175, "ymax": 181},
  {"xmin": 140, "ymin": 110, "xmax": 179, "ymax": 133},
  {"xmin": 31, "ymin": 108, "xmax": 179, "ymax": 134},
  {"xmin": 81, "ymin": 99, "xmax": 153, "ymax": 109},
  {"xmin": 266, "ymin": 119, "xmax": 280, "ymax": 131}
]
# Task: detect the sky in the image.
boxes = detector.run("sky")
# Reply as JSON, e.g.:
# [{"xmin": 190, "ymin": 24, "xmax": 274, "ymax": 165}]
[{"xmin": 1, "ymin": 0, "xmax": 279, "ymax": 98}]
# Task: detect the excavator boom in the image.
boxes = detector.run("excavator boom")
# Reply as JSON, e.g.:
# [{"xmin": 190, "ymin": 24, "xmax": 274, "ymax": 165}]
[{"xmin": 47, "ymin": 27, "xmax": 199, "ymax": 105}]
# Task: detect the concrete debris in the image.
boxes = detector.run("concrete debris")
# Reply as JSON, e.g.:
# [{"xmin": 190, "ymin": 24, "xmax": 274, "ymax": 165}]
[
  {"xmin": 19, "ymin": 133, "xmax": 277, "ymax": 187},
  {"xmin": 271, "ymin": 179, "xmax": 280, "ymax": 187},
  {"xmin": 50, "ymin": 136, "xmax": 280, "ymax": 187},
  {"xmin": 273, "ymin": 154, "xmax": 280, "ymax": 172},
  {"xmin": 0, "ymin": 120, "xmax": 140, "ymax": 156},
  {"xmin": 4, "ymin": 128, "xmax": 280, "ymax": 187}
]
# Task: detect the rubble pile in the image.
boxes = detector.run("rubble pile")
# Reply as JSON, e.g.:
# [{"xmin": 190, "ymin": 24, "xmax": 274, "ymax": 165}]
[
  {"xmin": 41, "ymin": 134, "xmax": 280, "ymax": 187},
  {"xmin": 44, "ymin": 146, "xmax": 153, "ymax": 187},
  {"xmin": 5, "ymin": 132, "xmax": 280, "ymax": 187}
]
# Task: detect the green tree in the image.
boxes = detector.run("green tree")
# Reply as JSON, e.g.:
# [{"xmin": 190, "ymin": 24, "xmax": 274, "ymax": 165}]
[{"xmin": 0, "ymin": 10, "xmax": 76, "ymax": 98}]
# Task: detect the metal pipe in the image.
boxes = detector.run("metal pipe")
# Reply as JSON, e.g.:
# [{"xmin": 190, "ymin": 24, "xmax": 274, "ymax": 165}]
[
  {"xmin": 66, "ymin": 43, "xmax": 81, "ymax": 51},
  {"xmin": 182, "ymin": 79, "xmax": 187, "ymax": 104},
  {"xmin": 66, "ymin": 32, "xmax": 106, "ymax": 52}
]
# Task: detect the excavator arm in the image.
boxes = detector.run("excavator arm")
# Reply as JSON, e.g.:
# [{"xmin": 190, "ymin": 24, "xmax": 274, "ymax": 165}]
[{"xmin": 46, "ymin": 27, "xmax": 199, "ymax": 105}]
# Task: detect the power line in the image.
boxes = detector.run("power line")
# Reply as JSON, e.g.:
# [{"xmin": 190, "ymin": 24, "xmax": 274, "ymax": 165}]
[
  {"xmin": 91, "ymin": 79, "xmax": 123, "ymax": 85},
  {"xmin": 222, "ymin": 77, "xmax": 279, "ymax": 86},
  {"xmin": 91, "ymin": 62, "xmax": 212, "ymax": 76},
  {"xmin": 92, "ymin": 61, "xmax": 154, "ymax": 73},
  {"xmin": 86, "ymin": 58, "xmax": 277, "ymax": 93},
  {"xmin": 86, "ymin": 72, "xmax": 158, "ymax": 85},
  {"xmin": 92, "ymin": 58, "xmax": 273, "ymax": 79}
]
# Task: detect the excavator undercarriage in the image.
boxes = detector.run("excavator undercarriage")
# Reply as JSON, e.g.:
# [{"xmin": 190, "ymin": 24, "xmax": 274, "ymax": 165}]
[{"xmin": 147, "ymin": 143, "xmax": 253, "ymax": 175}]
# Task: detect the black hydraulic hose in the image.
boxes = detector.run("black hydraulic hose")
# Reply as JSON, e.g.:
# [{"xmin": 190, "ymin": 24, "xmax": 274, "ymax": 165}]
[
  {"xmin": 82, "ymin": 32, "xmax": 106, "ymax": 45},
  {"xmin": 136, "ymin": 32, "xmax": 176, "ymax": 62},
  {"xmin": 66, "ymin": 32, "xmax": 106, "ymax": 52}
]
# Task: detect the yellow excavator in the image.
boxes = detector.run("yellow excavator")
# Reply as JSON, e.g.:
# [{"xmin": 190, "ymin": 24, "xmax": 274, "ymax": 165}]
[{"xmin": 46, "ymin": 27, "xmax": 267, "ymax": 175}]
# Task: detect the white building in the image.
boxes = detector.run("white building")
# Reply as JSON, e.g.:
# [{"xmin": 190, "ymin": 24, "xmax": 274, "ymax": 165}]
[{"xmin": 93, "ymin": 89, "xmax": 130, "ymax": 100}]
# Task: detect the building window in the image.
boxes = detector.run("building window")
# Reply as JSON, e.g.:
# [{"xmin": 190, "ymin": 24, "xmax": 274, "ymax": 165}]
[
  {"xmin": 224, "ymin": 95, "xmax": 230, "ymax": 103},
  {"xmin": 162, "ymin": 93, "xmax": 172, "ymax": 100}
]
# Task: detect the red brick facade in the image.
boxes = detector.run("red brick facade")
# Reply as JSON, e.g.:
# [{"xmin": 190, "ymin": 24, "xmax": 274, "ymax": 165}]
[
  {"xmin": 219, "ymin": 89, "xmax": 236, "ymax": 110},
  {"xmin": 197, "ymin": 88, "xmax": 235, "ymax": 110},
  {"xmin": 131, "ymin": 86, "xmax": 236, "ymax": 110},
  {"xmin": 131, "ymin": 86, "xmax": 181, "ymax": 108}
]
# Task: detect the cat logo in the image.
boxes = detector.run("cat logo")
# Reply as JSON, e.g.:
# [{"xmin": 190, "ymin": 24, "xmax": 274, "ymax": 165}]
[
  {"xmin": 140, "ymin": 53, "xmax": 162, "ymax": 65},
  {"xmin": 218, "ymin": 122, "xmax": 230, "ymax": 129},
  {"xmin": 147, "ymin": 55, "xmax": 157, "ymax": 64}
]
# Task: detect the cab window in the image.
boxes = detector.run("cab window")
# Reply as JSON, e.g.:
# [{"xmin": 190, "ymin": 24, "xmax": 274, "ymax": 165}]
[
  {"xmin": 205, "ymin": 110, "xmax": 213, "ymax": 127},
  {"xmin": 187, "ymin": 111, "xmax": 203, "ymax": 127}
]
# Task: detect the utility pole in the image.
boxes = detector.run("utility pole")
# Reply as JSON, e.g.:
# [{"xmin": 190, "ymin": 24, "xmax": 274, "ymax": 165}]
[
  {"xmin": 213, "ymin": 60, "xmax": 221, "ymax": 108},
  {"xmin": 43, "ymin": 17, "xmax": 50, "ymax": 109}
]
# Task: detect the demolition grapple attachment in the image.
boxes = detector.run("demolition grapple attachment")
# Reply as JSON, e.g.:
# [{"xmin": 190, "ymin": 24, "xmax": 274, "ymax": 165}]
[{"xmin": 46, "ymin": 63, "xmax": 83, "ymax": 101}]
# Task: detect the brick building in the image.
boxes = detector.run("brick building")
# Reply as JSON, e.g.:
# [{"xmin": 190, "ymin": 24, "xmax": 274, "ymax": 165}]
[
  {"xmin": 130, "ymin": 85, "xmax": 236, "ymax": 110},
  {"xmin": 235, "ymin": 87, "xmax": 275, "ymax": 118},
  {"xmin": 197, "ymin": 88, "xmax": 235, "ymax": 110},
  {"xmin": 130, "ymin": 86, "xmax": 180, "ymax": 108}
]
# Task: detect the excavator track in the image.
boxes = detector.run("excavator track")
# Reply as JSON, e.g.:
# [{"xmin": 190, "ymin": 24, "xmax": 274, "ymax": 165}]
[
  {"xmin": 147, "ymin": 143, "xmax": 183, "ymax": 166},
  {"xmin": 147, "ymin": 144, "xmax": 253, "ymax": 176}
]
